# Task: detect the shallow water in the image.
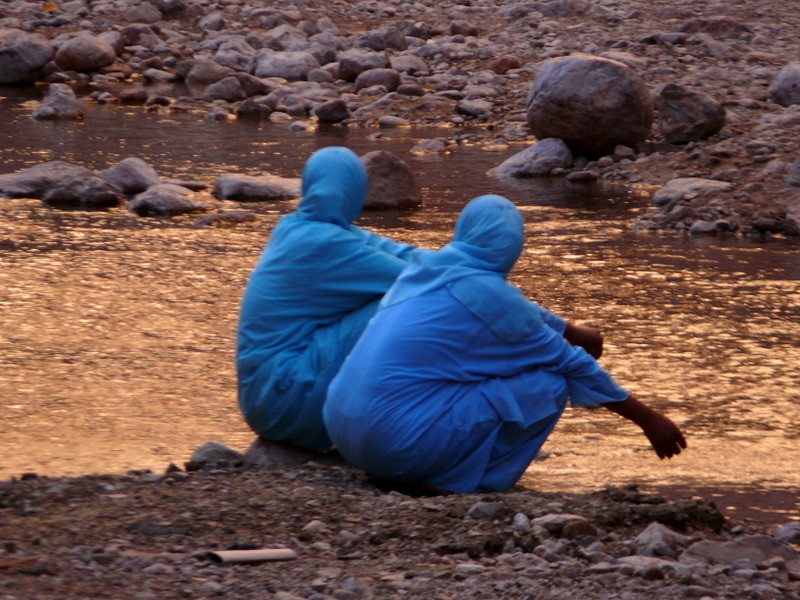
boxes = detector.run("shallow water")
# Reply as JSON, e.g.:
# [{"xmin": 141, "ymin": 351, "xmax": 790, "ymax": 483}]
[{"xmin": 1, "ymin": 88, "xmax": 798, "ymax": 527}]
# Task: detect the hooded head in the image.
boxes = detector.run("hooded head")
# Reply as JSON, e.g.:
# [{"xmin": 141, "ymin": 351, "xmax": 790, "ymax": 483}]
[
  {"xmin": 380, "ymin": 194, "xmax": 524, "ymax": 309},
  {"xmin": 297, "ymin": 146, "xmax": 367, "ymax": 227},
  {"xmin": 450, "ymin": 194, "xmax": 524, "ymax": 275}
]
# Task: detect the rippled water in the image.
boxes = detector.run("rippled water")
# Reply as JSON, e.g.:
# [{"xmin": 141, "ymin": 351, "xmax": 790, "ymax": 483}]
[{"xmin": 1, "ymin": 87, "xmax": 798, "ymax": 526}]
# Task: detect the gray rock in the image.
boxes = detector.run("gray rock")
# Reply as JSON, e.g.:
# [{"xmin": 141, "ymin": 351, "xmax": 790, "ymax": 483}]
[
  {"xmin": 356, "ymin": 25, "xmax": 408, "ymax": 52},
  {"xmin": 198, "ymin": 11, "xmax": 225, "ymax": 32},
  {"xmin": 0, "ymin": 28, "xmax": 55, "ymax": 84},
  {"xmin": 236, "ymin": 96, "xmax": 277, "ymax": 119},
  {"xmin": 785, "ymin": 209, "xmax": 800, "ymax": 237},
  {"xmin": 681, "ymin": 534, "xmax": 800, "ymax": 573},
  {"xmin": 512, "ymin": 512, "xmax": 532, "ymax": 534},
  {"xmin": 678, "ymin": 16, "xmax": 753, "ymax": 39},
  {"xmin": 263, "ymin": 24, "xmax": 308, "ymax": 51},
  {"xmin": 194, "ymin": 211, "xmax": 256, "ymax": 228},
  {"xmin": 100, "ymin": 157, "xmax": 161, "ymax": 194},
  {"xmin": 355, "ymin": 68, "xmax": 401, "ymax": 92},
  {"xmin": 634, "ymin": 522, "xmax": 692, "ymax": 558},
  {"xmin": 202, "ymin": 76, "xmax": 247, "ymax": 102},
  {"xmin": 361, "ymin": 150, "xmax": 422, "ymax": 210},
  {"xmin": 466, "ymin": 501, "xmax": 505, "ymax": 520},
  {"xmin": 531, "ymin": 513, "xmax": 594, "ymax": 537},
  {"xmin": 314, "ymin": 98, "xmax": 350, "ymax": 123},
  {"xmin": 189, "ymin": 441, "xmax": 244, "ymax": 465},
  {"xmin": 656, "ymin": 83, "xmax": 726, "ymax": 144},
  {"xmin": 249, "ymin": 50, "xmax": 319, "ymax": 80},
  {"xmin": 785, "ymin": 157, "xmax": 800, "ymax": 187},
  {"xmin": 456, "ymin": 98, "xmax": 494, "ymax": 118},
  {"xmin": 241, "ymin": 437, "xmax": 316, "ymax": 469},
  {"xmin": 32, "ymin": 83, "xmax": 85, "ymax": 120},
  {"xmin": 128, "ymin": 184, "xmax": 208, "ymax": 216},
  {"xmin": 213, "ymin": 38, "xmax": 257, "ymax": 71},
  {"xmin": 489, "ymin": 138, "xmax": 573, "ymax": 178},
  {"xmin": 142, "ymin": 68, "xmax": 176, "ymax": 83},
  {"xmin": 0, "ymin": 161, "xmax": 93, "ymax": 198},
  {"xmin": 120, "ymin": 24, "xmax": 163, "ymax": 48},
  {"xmin": 337, "ymin": 48, "xmax": 390, "ymax": 82},
  {"xmin": 212, "ymin": 173, "xmax": 301, "ymax": 201},
  {"xmin": 152, "ymin": 0, "xmax": 185, "ymax": 13},
  {"xmin": 185, "ymin": 58, "xmax": 235, "ymax": 86},
  {"xmin": 526, "ymin": 54, "xmax": 654, "ymax": 157},
  {"xmin": 773, "ymin": 522, "xmax": 800, "ymax": 545},
  {"xmin": 390, "ymin": 54, "xmax": 430, "ymax": 76},
  {"xmin": 125, "ymin": 2, "xmax": 162, "ymax": 24},
  {"xmin": 43, "ymin": 173, "xmax": 122, "ymax": 208},
  {"xmin": 54, "ymin": 34, "xmax": 116, "ymax": 73},
  {"xmin": 651, "ymin": 177, "xmax": 733, "ymax": 206},
  {"xmin": 768, "ymin": 63, "xmax": 800, "ymax": 107}
]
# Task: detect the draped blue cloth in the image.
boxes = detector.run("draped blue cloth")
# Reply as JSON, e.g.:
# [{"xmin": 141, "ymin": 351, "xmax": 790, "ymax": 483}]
[
  {"xmin": 324, "ymin": 195, "xmax": 628, "ymax": 492},
  {"xmin": 236, "ymin": 147, "xmax": 417, "ymax": 451}
]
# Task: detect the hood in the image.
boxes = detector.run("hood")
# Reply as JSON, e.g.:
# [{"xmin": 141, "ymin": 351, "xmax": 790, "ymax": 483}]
[{"xmin": 297, "ymin": 146, "xmax": 367, "ymax": 227}]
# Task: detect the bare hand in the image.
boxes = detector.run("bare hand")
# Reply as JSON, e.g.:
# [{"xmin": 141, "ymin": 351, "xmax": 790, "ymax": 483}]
[
  {"xmin": 564, "ymin": 323, "xmax": 604, "ymax": 359},
  {"xmin": 641, "ymin": 412, "xmax": 687, "ymax": 459}
]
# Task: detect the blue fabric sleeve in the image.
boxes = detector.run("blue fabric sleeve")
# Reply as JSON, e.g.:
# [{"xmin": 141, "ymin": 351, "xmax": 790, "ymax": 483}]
[
  {"xmin": 537, "ymin": 305, "xmax": 567, "ymax": 335},
  {"xmin": 353, "ymin": 226, "xmax": 418, "ymax": 261}
]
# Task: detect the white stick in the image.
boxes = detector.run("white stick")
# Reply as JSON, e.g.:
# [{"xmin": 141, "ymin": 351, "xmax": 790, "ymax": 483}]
[{"xmin": 206, "ymin": 548, "xmax": 298, "ymax": 564}]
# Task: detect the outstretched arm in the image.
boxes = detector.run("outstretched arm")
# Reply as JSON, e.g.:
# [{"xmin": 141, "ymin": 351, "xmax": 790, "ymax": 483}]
[{"xmin": 602, "ymin": 395, "xmax": 687, "ymax": 459}]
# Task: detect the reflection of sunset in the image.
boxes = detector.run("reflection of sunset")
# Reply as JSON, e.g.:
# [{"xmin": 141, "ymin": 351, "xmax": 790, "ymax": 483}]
[{"xmin": 0, "ymin": 89, "xmax": 798, "ymax": 526}]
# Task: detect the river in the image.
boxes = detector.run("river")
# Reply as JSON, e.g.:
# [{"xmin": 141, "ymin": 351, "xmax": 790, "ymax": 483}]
[{"xmin": 1, "ymin": 87, "xmax": 798, "ymax": 527}]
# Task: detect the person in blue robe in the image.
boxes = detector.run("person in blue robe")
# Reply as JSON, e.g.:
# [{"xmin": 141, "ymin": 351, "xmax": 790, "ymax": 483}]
[
  {"xmin": 323, "ymin": 194, "xmax": 686, "ymax": 494},
  {"xmin": 236, "ymin": 146, "xmax": 418, "ymax": 453}
]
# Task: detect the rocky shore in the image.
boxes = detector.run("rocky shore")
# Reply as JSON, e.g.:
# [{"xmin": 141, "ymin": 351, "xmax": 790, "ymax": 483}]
[
  {"xmin": 1, "ymin": 0, "xmax": 800, "ymax": 237},
  {"xmin": 1, "ymin": 444, "xmax": 799, "ymax": 600}
]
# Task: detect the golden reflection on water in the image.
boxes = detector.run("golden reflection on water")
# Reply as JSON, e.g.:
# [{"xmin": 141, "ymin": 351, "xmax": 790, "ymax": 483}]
[{"xmin": 0, "ymin": 95, "xmax": 798, "ymax": 525}]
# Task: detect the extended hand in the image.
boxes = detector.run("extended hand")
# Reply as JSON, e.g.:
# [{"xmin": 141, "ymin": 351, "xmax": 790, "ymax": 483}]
[
  {"xmin": 564, "ymin": 323, "xmax": 604, "ymax": 359},
  {"xmin": 641, "ymin": 412, "xmax": 687, "ymax": 459}
]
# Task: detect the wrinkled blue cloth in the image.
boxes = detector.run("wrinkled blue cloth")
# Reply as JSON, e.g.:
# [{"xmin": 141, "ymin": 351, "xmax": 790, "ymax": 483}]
[
  {"xmin": 236, "ymin": 147, "xmax": 417, "ymax": 451},
  {"xmin": 324, "ymin": 195, "xmax": 628, "ymax": 492}
]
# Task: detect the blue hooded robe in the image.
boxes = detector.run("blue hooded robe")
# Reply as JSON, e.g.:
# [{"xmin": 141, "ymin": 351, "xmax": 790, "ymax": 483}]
[
  {"xmin": 236, "ymin": 147, "xmax": 417, "ymax": 451},
  {"xmin": 323, "ymin": 195, "xmax": 628, "ymax": 493}
]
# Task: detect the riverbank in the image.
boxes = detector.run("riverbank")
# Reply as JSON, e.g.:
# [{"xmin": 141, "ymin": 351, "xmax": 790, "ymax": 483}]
[
  {"xmin": 2, "ymin": 453, "xmax": 799, "ymax": 600},
  {"xmin": 1, "ymin": 0, "xmax": 800, "ymax": 236}
]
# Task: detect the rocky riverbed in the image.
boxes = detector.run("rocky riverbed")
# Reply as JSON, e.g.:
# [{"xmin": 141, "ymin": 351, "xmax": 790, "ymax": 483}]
[
  {"xmin": 1, "ymin": 0, "xmax": 800, "ymax": 236},
  {"xmin": 1, "ymin": 444, "xmax": 799, "ymax": 600}
]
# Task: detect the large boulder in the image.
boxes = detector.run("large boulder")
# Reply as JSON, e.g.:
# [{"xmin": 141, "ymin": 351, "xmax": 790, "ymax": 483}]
[
  {"xmin": 0, "ymin": 161, "xmax": 92, "ymax": 198},
  {"xmin": 32, "ymin": 83, "xmax": 85, "ymax": 120},
  {"xmin": 656, "ymin": 83, "xmax": 726, "ymax": 144},
  {"xmin": 54, "ymin": 34, "xmax": 116, "ymax": 73},
  {"xmin": 361, "ymin": 150, "xmax": 422, "ymax": 210},
  {"xmin": 526, "ymin": 54, "xmax": 654, "ymax": 157},
  {"xmin": 0, "ymin": 28, "xmax": 54, "ymax": 84}
]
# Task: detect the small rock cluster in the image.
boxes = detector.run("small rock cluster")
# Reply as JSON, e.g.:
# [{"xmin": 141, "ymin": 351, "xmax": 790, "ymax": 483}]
[{"xmin": 0, "ymin": 149, "xmax": 420, "ymax": 215}]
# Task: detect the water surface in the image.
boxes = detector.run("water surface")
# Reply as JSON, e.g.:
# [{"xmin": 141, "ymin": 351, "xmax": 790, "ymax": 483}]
[{"xmin": 1, "ymin": 88, "xmax": 798, "ymax": 527}]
